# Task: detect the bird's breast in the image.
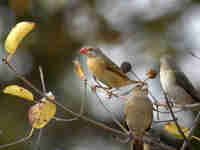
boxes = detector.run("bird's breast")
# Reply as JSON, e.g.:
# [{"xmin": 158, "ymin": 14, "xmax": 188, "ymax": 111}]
[
  {"xmin": 87, "ymin": 57, "xmax": 105, "ymax": 76},
  {"xmin": 160, "ymin": 69, "xmax": 176, "ymax": 92},
  {"xmin": 86, "ymin": 57, "xmax": 131, "ymax": 88},
  {"xmin": 124, "ymin": 97, "xmax": 153, "ymax": 134}
]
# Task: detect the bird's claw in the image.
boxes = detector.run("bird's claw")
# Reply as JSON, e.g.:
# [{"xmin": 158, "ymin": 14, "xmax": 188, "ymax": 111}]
[
  {"xmin": 105, "ymin": 91, "xmax": 113, "ymax": 99},
  {"xmin": 112, "ymin": 131, "xmax": 133, "ymax": 143}
]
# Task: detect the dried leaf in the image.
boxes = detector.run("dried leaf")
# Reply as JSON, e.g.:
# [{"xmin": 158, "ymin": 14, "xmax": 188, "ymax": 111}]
[
  {"xmin": 3, "ymin": 85, "xmax": 34, "ymax": 101},
  {"xmin": 5, "ymin": 21, "xmax": 35, "ymax": 55},
  {"xmin": 146, "ymin": 68, "xmax": 157, "ymax": 79},
  {"xmin": 164, "ymin": 122, "xmax": 188, "ymax": 139},
  {"xmin": 73, "ymin": 60, "xmax": 85, "ymax": 80},
  {"xmin": 164, "ymin": 122, "xmax": 200, "ymax": 142},
  {"xmin": 28, "ymin": 99, "xmax": 56, "ymax": 129}
]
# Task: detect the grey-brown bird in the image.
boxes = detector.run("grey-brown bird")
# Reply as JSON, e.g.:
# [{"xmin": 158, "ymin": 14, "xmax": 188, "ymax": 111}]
[
  {"xmin": 160, "ymin": 55, "xmax": 200, "ymax": 106},
  {"xmin": 124, "ymin": 85, "xmax": 153, "ymax": 150},
  {"xmin": 80, "ymin": 47, "xmax": 139, "ymax": 89}
]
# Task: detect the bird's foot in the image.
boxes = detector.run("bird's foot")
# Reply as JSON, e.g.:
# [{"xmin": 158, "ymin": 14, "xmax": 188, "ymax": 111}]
[
  {"xmin": 112, "ymin": 135, "xmax": 131, "ymax": 143},
  {"xmin": 112, "ymin": 132, "xmax": 133, "ymax": 143},
  {"xmin": 104, "ymin": 88, "xmax": 119, "ymax": 99},
  {"xmin": 105, "ymin": 90, "xmax": 113, "ymax": 99},
  {"xmin": 91, "ymin": 84, "xmax": 107, "ymax": 91},
  {"xmin": 91, "ymin": 84, "xmax": 114, "ymax": 99}
]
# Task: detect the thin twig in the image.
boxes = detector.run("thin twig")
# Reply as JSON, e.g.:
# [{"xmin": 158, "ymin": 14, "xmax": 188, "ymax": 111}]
[
  {"xmin": 53, "ymin": 116, "xmax": 78, "ymax": 122},
  {"xmin": 91, "ymin": 78, "xmax": 129, "ymax": 134},
  {"xmin": 34, "ymin": 129, "xmax": 42, "ymax": 150},
  {"xmin": 163, "ymin": 92, "xmax": 192, "ymax": 149},
  {"xmin": 181, "ymin": 112, "xmax": 200, "ymax": 150},
  {"xmin": 153, "ymin": 119, "xmax": 177, "ymax": 124},
  {"xmin": 94, "ymin": 91, "xmax": 129, "ymax": 134},
  {"xmin": 2, "ymin": 58, "xmax": 178, "ymax": 150},
  {"xmin": 92, "ymin": 76, "xmax": 126, "ymax": 100},
  {"xmin": 79, "ymin": 79, "xmax": 87, "ymax": 116},
  {"xmin": 175, "ymin": 103, "xmax": 200, "ymax": 111},
  {"xmin": 153, "ymin": 107, "xmax": 184, "ymax": 114},
  {"xmin": 188, "ymin": 51, "xmax": 200, "ymax": 60},
  {"xmin": 2, "ymin": 57, "xmax": 126, "ymax": 136},
  {"xmin": 130, "ymin": 69, "xmax": 158, "ymax": 103},
  {"xmin": 39, "ymin": 66, "xmax": 46, "ymax": 93},
  {"xmin": 143, "ymin": 135, "xmax": 177, "ymax": 150},
  {"xmin": 50, "ymin": 100, "xmax": 127, "ymax": 136},
  {"xmin": 0, "ymin": 128, "xmax": 32, "ymax": 148},
  {"xmin": 153, "ymin": 101, "xmax": 200, "ymax": 111},
  {"xmin": 4, "ymin": 58, "xmax": 79, "ymax": 122},
  {"xmin": 2, "ymin": 58, "xmax": 44, "ymax": 98}
]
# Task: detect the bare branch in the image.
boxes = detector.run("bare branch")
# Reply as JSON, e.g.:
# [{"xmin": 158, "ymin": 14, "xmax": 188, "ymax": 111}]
[
  {"xmin": 93, "ymin": 90, "xmax": 129, "ymax": 134},
  {"xmin": 2, "ymin": 57, "xmax": 179, "ymax": 150},
  {"xmin": 181, "ymin": 112, "xmax": 200, "ymax": 150},
  {"xmin": 163, "ymin": 92, "xmax": 192, "ymax": 149},
  {"xmin": 2, "ymin": 57, "xmax": 126, "ymax": 137},
  {"xmin": 38, "ymin": 66, "xmax": 46, "ymax": 93},
  {"xmin": 188, "ymin": 51, "xmax": 200, "ymax": 60},
  {"xmin": 143, "ymin": 135, "xmax": 177, "ymax": 150}
]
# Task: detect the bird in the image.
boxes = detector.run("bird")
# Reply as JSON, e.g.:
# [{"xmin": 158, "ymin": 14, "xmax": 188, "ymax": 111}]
[
  {"xmin": 160, "ymin": 54, "xmax": 200, "ymax": 106},
  {"xmin": 124, "ymin": 84, "xmax": 153, "ymax": 150},
  {"xmin": 80, "ymin": 47, "xmax": 139, "ymax": 89}
]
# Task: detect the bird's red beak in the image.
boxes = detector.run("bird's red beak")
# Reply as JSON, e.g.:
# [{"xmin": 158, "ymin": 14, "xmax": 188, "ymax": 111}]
[{"xmin": 80, "ymin": 48, "xmax": 87, "ymax": 54}]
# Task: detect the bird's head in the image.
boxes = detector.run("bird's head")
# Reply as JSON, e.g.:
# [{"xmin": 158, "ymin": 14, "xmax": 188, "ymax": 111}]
[
  {"xmin": 160, "ymin": 54, "xmax": 176, "ymax": 70},
  {"xmin": 80, "ymin": 47, "xmax": 103, "ymax": 58},
  {"xmin": 131, "ymin": 84, "xmax": 148, "ymax": 97},
  {"xmin": 160, "ymin": 54, "xmax": 173, "ymax": 64}
]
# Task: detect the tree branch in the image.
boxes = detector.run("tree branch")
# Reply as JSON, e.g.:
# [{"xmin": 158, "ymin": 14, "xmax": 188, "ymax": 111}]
[
  {"xmin": 2, "ymin": 57, "xmax": 178, "ymax": 150},
  {"xmin": 163, "ymin": 92, "xmax": 192, "ymax": 149},
  {"xmin": 181, "ymin": 112, "xmax": 200, "ymax": 150}
]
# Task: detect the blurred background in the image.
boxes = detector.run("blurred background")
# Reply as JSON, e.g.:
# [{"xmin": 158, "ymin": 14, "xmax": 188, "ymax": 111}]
[{"xmin": 0, "ymin": 0, "xmax": 200, "ymax": 149}]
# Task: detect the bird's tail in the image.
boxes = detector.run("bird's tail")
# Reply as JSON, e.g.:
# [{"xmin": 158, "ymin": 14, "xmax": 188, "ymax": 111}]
[{"xmin": 131, "ymin": 138, "xmax": 144, "ymax": 150}]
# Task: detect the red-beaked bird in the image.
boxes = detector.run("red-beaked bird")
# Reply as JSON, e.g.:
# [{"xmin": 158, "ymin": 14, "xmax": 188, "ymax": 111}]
[{"xmin": 80, "ymin": 47, "xmax": 139, "ymax": 89}]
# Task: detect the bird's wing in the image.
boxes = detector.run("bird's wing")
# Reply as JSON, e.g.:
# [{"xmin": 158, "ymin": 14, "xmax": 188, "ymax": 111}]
[
  {"xmin": 175, "ymin": 70, "xmax": 200, "ymax": 102},
  {"xmin": 103, "ymin": 55, "xmax": 130, "ymax": 80}
]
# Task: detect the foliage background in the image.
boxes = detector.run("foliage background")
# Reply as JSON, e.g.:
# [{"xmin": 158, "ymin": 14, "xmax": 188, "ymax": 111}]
[{"xmin": 0, "ymin": 0, "xmax": 200, "ymax": 149}]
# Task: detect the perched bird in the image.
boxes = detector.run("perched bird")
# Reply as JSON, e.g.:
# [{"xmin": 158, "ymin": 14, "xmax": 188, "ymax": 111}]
[
  {"xmin": 80, "ymin": 47, "xmax": 139, "ymax": 89},
  {"xmin": 160, "ymin": 55, "xmax": 200, "ymax": 106},
  {"xmin": 124, "ymin": 85, "xmax": 153, "ymax": 150}
]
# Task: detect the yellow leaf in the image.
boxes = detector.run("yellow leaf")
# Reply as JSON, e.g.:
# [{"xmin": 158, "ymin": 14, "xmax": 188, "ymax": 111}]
[
  {"xmin": 73, "ymin": 60, "xmax": 85, "ymax": 80},
  {"xmin": 5, "ymin": 21, "xmax": 35, "ymax": 55},
  {"xmin": 3, "ymin": 85, "xmax": 34, "ymax": 101},
  {"xmin": 164, "ymin": 122, "xmax": 188, "ymax": 139},
  {"xmin": 28, "ymin": 98, "xmax": 56, "ymax": 129},
  {"xmin": 164, "ymin": 122, "xmax": 200, "ymax": 141}
]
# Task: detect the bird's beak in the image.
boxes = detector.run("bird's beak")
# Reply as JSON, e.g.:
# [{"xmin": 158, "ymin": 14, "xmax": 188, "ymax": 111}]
[{"xmin": 80, "ymin": 48, "xmax": 87, "ymax": 55}]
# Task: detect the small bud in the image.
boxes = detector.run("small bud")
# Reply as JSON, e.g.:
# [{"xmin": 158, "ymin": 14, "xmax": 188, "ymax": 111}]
[
  {"xmin": 120, "ymin": 62, "xmax": 132, "ymax": 73},
  {"xmin": 146, "ymin": 68, "xmax": 157, "ymax": 79}
]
